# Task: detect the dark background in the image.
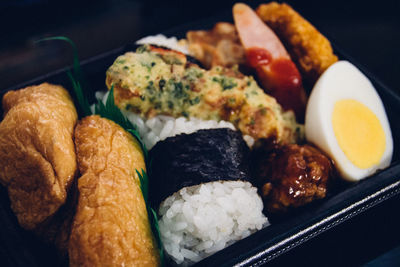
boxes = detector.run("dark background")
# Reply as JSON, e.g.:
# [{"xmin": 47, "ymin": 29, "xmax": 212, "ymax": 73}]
[
  {"xmin": 0, "ymin": 0, "xmax": 399, "ymax": 266},
  {"xmin": 0, "ymin": 0, "xmax": 399, "ymax": 93}
]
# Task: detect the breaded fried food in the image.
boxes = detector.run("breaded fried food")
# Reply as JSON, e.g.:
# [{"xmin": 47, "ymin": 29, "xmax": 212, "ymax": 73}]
[
  {"xmin": 69, "ymin": 115, "xmax": 160, "ymax": 267},
  {"xmin": 107, "ymin": 46, "xmax": 304, "ymax": 144},
  {"xmin": 0, "ymin": 83, "xmax": 78, "ymax": 230},
  {"xmin": 187, "ymin": 22, "xmax": 246, "ymax": 69},
  {"xmin": 256, "ymin": 2, "xmax": 338, "ymax": 84}
]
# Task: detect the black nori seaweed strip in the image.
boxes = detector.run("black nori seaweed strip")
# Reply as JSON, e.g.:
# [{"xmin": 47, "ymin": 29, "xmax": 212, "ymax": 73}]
[{"xmin": 149, "ymin": 128, "xmax": 252, "ymax": 207}]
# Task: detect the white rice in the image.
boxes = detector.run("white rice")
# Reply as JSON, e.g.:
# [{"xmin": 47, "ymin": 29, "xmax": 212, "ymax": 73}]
[
  {"xmin": 95, "ymin": 91, "xmax": 255, "ymax": 149},
  {"xmin": 136, "ymin": 34, "xmax": 189, "ymax": 55},
  {"xmin": 158, "ymin": 181, "xmax": 269, "ymax": 265},
  {"xmin": 98, "ymin": 35, "xmax": 265, "ymax": 265},
  {"xmin": 124, "ymin": 112, "xmax": 243, "ymax": 150}
]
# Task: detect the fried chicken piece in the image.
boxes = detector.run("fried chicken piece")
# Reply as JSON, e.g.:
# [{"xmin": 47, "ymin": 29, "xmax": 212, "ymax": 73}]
[
  {"xmin": 187, "ymin": 22, "xmax": 246, "ymax": 69},
  {"xmin": 69, "ymin": 115, "xmax": 160, "ymax": 267},
  {"xmin": 0, "ymin": 83, "xmax": 78, "ymax": 230},
  {"xmin": 256, "ymin": 2, "xmax": 338, "ymax": 85},
  {"xmin": 252, "ymin": 138, "xmax": 334, "ymax": 213}
]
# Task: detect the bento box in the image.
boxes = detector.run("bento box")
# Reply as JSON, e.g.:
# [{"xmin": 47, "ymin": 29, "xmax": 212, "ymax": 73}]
[{"xmin": 0, "ymin": 1, "xmax": 399, "ymax": 266}]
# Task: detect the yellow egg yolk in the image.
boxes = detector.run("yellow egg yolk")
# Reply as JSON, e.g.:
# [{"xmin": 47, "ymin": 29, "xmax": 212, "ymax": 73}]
[{"xmin": 332, "ymin": 99, "xmax": 385, "ymax": 169}]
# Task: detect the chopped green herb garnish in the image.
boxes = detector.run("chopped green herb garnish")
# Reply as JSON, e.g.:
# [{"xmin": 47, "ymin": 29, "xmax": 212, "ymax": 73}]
[
  {"xmin": 154, "ymin": 102, "xmax": 162, "ymax": 109},
  {"xmin": 212, "ymin": 76, "xmax": 237, "ymax": 91},
  {"xmin": 136, "ymin": 45, "xmax": 149, "ymax": 53},
  {"xmin": 189, "ymin": 96, "xmax": 200, "ymax": 105},
  {"xmin": 222, "ymin": 80, "xmax": 237, "ymax": 90},
  {"xmin": 141, "ymin": 61, "xmax": 154, "ymax": 72},
  {"xmin": 172, "ymin": 81, "xmax": 185, "ymax": 99},
  {"xmin": 159, "ymin": 79, "xmax": 166, "ymax": 90},
  {"xmin": 146, "ymin": 81, "xmax": 157, "ymax": 95},
  {"xmin": 260, "ymin": 108, "xmax": 267, "ymax": 115},
  {"xmin": 184, "ymin": 67, "xmax": 203, "ymax": 82}
]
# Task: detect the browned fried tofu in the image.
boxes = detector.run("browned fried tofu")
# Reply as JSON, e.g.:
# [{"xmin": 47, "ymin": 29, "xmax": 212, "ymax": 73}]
[
  {"xmin": 35, "ymin": 179, "xmax": 78, "ymax": 259},
  {"xmin": 0, "ymin": 83, "xmax": 78, "ymax": 230},
  {"xmin": 69, "ymin": 115, "xmax": 160, "ymax": 267},
  {"xmin": 257, "ymin": 2, "xmax": 338, "ymax": 85}
]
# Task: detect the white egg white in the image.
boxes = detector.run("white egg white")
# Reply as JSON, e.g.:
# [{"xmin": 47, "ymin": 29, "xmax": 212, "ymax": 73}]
[{"xmin": 305, "ymin": 60, "xmax": 393, "ymax": 182}]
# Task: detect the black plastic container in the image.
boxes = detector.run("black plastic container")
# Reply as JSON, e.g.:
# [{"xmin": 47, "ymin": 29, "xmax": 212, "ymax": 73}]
[{"xmin": 1, "ymin": 4, "xmax": 400, "ymax": 267}]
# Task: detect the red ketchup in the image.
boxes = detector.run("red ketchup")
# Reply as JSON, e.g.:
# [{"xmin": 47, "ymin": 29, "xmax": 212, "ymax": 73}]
[
  {"xmin": 246, "ymin": 47, "xmax": 307, "ymax": 122},
  {"xmin": 246, "ymin": 47, "xmax": 272, "ymax": 68}
]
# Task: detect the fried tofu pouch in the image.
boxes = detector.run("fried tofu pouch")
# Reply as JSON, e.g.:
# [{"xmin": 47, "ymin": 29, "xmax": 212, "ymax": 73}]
[
  {"xmin": 256, "ymin": 2, "xmax": 338, "ymax": 84},
  {"xmin": 0, "ymin": 83, "xmax": 78, "ymax": 230},
  {"xmin": 69, "ymin": 115, "xmax": 160, "ymax": 267}
]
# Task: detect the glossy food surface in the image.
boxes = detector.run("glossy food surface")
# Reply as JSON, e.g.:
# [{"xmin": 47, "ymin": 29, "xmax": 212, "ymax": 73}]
[
  {"xmin": 305, "ymin": 61, "xmax": 393, "ymax": 181},
  {"xmin": 256, "ymin": 2, "xmax": 338, "ymax": 85},
  {"xmin": 149, "ymin": 128, "xmax": 251, "ymax": 206},
  {"xmin": 233, "ymin": 3, "xmax": 307, "ymax": 121},
  {"xmin": 0, "ymin": 83, "xmax": 78, "ymax": 230},
  {"xmin": 252, "ymin": 139, "xmax": 334, "ymax": 213},
  {"xmin": 69, "ymin": 115, "xmax": 159, "ymax": 267},
  {"xmin": 106, "ymin": 45, "xmax": 303, "ymax": 144}
]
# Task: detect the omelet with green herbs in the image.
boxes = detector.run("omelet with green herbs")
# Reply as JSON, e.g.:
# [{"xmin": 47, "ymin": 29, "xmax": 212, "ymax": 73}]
[{"xmin": 106, "ymin": 45, "xmax": 303, "ymax": 144}]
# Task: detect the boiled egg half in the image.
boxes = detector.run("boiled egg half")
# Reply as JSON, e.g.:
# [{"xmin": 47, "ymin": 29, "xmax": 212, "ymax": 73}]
[{"xmin": 305, "ymin": 61, "xmax": 393, "ymax": 182}]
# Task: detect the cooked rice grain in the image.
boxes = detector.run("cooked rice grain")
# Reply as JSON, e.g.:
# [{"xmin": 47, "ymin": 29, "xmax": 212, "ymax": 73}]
[
  {"xmin": 158, "ymin": 181, "xmax": 269, "ymax": 265},
  {"xmin": 95, "ymin": 90, "xmax": 254, "ymax": 149}
]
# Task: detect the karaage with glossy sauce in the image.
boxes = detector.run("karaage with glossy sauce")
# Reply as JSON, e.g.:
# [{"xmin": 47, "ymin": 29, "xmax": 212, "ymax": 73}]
[{"xmin": 252, "ymin": 138, "xmax": 334, "ymax": 213}]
